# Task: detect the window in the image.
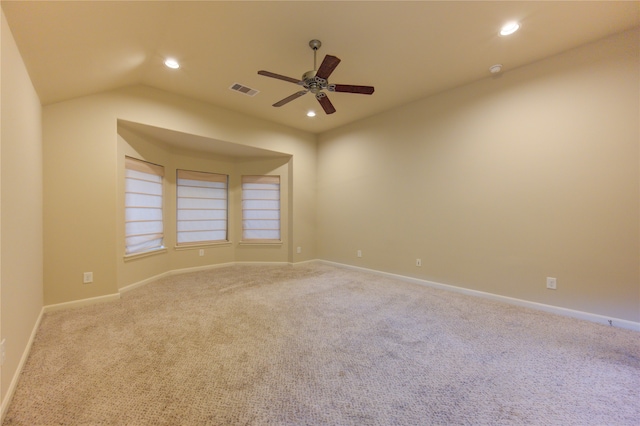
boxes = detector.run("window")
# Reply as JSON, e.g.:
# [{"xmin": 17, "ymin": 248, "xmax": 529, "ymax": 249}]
[
  {"xmin": 242, "ymin": 175, "xmax": 280, "ymax": 241},
  {"xmin": 124, "ymin": 157, "xmax": 164, "ymax": 255},
  {"xmin": 177, "ymin": 170, "xmax": 228, "ymax": 245}
]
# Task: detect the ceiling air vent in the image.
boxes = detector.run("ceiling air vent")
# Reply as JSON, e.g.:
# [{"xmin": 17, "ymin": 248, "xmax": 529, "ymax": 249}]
[{"xmin": 230, "ymin": 83, "xmax": 259, "ymax": 97}]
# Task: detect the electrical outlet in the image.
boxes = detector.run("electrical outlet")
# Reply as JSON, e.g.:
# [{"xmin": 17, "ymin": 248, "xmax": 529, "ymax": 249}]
[
  {"xmin": 83, "ymin": 272, "xmax": 93, "ymax": 284},
  {"xmin": 546, "ymin": 277, "xmax": 557, "ymax": 290},
  {"xmin": 199, "ymin": 249, "xmax": 204, "ymax": 256},
  {"xmin": 416, "ymin": 259, "xmax": 422, "ymax": 267},
  {"xmin": 296, "ymin": 246, "xmax": 301, "ymax": 254},
  {"xmin": 357, "ymin": 250, "xmax": 362, "ymax": 258},
  {"xmin": 1, "ymin": 339, "xmax": 6, "ymax": 366}
]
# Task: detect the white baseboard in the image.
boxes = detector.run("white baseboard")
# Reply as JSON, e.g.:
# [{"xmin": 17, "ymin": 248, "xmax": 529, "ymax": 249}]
[
  {"xmin": 43, "ymin": 293, "xmax": 121, "ymax": 313},
  {"xmin": 119, "ymin": 272, "xmax": 172, "ymax": 294},
  {"xmin": 46, "ymin": 260, "xmax": 640, "ymax": 332},
  {"xmin": 235, "ymin": 261, "xmax": 291, "ymax": 266},
  {"xmin": 168, "ymin": 261, "xmax": 236, "ymax": 275},
  {"xmin": 319, "ymin": 260, "xmax": 640, "ymax": 332},
  {"xmin": 0, "ymin": 308, "xmax": 44, "ymax": 423},
  {"xmin": 119, "ymin": 262, "xmax": 237, "ymax": 294},
  {"xmin": 290, "ymin": 259, "xmax": 318, "ymax": 266}
]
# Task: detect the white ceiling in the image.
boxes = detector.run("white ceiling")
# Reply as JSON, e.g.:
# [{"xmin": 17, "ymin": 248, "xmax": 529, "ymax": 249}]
[{"xmin": 3, "ymin": 1, "xmax": 639, "ymax": 134}]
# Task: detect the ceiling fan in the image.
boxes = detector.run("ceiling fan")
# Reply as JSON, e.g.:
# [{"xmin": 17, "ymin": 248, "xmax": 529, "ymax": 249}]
[{"xmin": 258, "ymin": 39, "xmax": 375, "ymax": 115}]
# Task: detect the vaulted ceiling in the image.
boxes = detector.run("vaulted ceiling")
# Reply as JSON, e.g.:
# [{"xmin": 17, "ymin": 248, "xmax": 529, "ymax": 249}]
[{"xmin": 3, "ymin": 1, "xmax": 639, "ymax": 134}]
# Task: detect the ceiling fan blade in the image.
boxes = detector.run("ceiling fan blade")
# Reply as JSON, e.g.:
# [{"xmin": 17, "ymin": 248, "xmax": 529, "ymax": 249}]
[
  {"xmin": 258, "ymin": 70, "xmax": 301, "ymax": 85},
  {"xmin": 315, "ymin": 55, "xmax": 341, "ymax": 80},
  {"xmin": 273, "ymin": 90, "xmax": 308, "ymax": 107},
  {"xmin": 316, "ymin": 93, "xmax": 336, "ymax": 114},
  {"xmin": 331, "ymin": 84, "xmax": 375, "ymax": 95}
]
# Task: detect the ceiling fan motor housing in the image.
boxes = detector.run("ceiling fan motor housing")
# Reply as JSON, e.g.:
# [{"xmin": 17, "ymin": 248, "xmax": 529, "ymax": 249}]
[
  {"xmin": 302, "ymin": 70, "xmax": 317, "ymax": 83},
  {"xmin": 301, "ymin": 70, "xmax": 329, "ymax": 94}
]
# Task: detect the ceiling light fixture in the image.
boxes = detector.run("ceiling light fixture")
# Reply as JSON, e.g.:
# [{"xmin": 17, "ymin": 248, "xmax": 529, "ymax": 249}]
[
  {"xmin": 489, "ymin": 64, "xmax": 503, "ymax": 74},
  {"xmin": 306, "ymin": 111, "xmax": 316, "ymax": 117},
  {"xmin": 164, "ymin": 58, "xmax": 180, "ymax": 69},
  {"xmin": 500, "ymin": 22, "xmax": 520, "ymax": 36}
]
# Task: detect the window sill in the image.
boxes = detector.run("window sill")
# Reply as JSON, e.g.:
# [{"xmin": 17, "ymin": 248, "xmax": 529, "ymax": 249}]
[
  {"xmin": 238, "ymin": 240, "xmax": 282, "ymax": 246},
  {"xmin": 174, "ymin": 241, "xmax": 232, "ymax": 250},
  {"xmin": 124, "ymin": 247, "xmax": 167, "ymax": 262}
]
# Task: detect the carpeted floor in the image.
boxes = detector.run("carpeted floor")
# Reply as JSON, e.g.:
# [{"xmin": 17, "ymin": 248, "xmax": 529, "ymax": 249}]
[{"xmin": 3, "ymin": 263, "xmax": 639, "ymax": 425}]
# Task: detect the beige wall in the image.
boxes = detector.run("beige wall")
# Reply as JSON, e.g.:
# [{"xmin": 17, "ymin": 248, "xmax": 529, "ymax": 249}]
[
  {"xmin": 318, "ymin": 29, "xmax": 640, "ymax": 322},
  {"xmin": 0, "ymin": 10, "xmax": 43, "ymax": 404},
  {"xmin": 43, "ymin": 86, "xmax": 316, "ymax": 305}
]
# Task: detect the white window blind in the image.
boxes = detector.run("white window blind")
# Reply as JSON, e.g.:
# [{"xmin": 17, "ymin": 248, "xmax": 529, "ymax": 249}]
[
  {"xmin": 125, "ymin": 157, "xmax": 164, "ymax": 255},
  {"xmin": 242, "ymin": 175, "xmax": 280, "ymax": 241},
  {"xmin": 177, "ymin": 170, "xmax": 228, "ymax": 245}
]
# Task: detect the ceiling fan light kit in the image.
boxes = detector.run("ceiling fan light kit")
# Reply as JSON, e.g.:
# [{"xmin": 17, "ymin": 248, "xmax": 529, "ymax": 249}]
[{"xmin": 258, "ymin": 39, "xmax": 375, "ymax": 115}]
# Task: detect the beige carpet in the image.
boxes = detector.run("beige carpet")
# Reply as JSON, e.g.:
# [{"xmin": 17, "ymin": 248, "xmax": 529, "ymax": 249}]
[{"xmin": 3, "ymin": 263, "xmax": 639, "ymax": 425}]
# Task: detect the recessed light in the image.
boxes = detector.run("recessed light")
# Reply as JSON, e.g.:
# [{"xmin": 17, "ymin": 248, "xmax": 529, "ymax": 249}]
[
  {"xmin": 164, "ymin": 58, "xmax": 180, "ymax": 69},
  {"xmin": 500, "ymin": 22, "xmax": 520, "ymax": 36},
  {"xmin": 489, "ymin": 64, "xmax": 503, "ymax": 74},
  {"xmin": 306, "ymin": 111, "xmax": 316, "ymax": 117}
]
